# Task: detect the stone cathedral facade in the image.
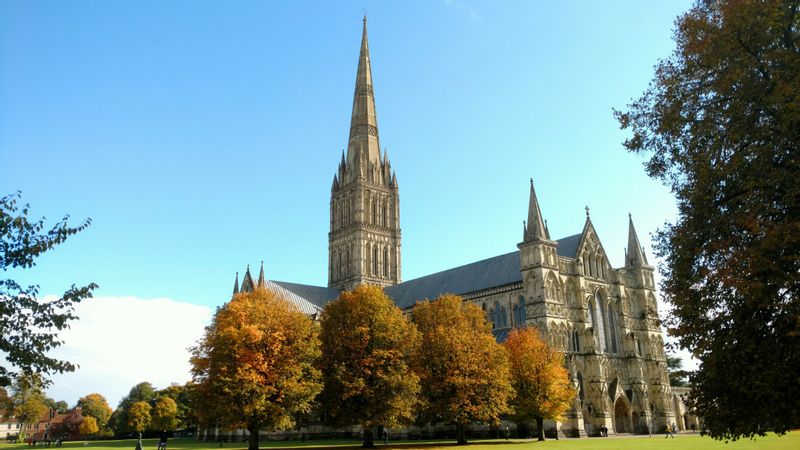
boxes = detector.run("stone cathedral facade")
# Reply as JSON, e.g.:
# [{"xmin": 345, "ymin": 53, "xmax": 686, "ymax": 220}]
[{"xmin": 233, "ymin": 18, "xmax": 684, "ymax": 437}]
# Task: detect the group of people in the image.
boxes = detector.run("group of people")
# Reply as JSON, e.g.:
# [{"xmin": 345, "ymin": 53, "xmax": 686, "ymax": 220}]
[
  {"xmin": 27, "ymin": 437, "xmax": 63, "ymax": 447},
  {"xmin": 597, "ymin": 425, "xmax": 609, "ymax": 437}
]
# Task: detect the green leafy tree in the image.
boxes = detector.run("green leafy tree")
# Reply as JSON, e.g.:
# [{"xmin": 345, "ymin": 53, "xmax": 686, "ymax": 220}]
[
  {"xmin": 77, "ymin": 393, "xmax": 113, "ymax": 431},
  {"xmin": 127, "ymin": 402, "xmax": 151, "ymax": 434},
  {"xmin": 615, "ymin": 0, "xmax": 799, "ymax": 440},
  {"xmin": 0, "ymin": 192, "xmax": 97, "ymax": 387},
  {"xmin": 319, "ymin": 285, "xmax": 420, "ymax": 448},
  {"xmin": 114, "ymin": 382, "xmax": 156, "ymax": 433},
  {"xmin": 157, "ymin": 383, "xmax": 197, "ymax": 431},
  {"xmin": 666, "ymin": 354, "xmax": 690, "ymax": 387},
  {"xmin": 150, "ymin": 397, "xmax": 179, "ymax": 431},
  {"xmin": 191, "ymin": 287, "xmax": 322, "ymax": 450},
  {"xmin": 411, "ymin": 295, "xmax": 513, "ymax": 445}
]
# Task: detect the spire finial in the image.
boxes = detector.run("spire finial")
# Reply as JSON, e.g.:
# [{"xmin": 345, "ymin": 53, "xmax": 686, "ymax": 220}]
[
  {"xmin": 258, "ymin": 260, "xmax": 266, "ymax": 287},
  {"xmin": 585, "ymin": 206, "xmax": 590, "ymax": 218}
]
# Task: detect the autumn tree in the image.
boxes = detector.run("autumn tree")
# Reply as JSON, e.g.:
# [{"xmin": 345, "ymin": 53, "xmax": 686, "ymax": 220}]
[
  {"xmin": 0, "ymin": 192, "xmax": 97, "ymax": 387},
  {"xmin": 411, "ymin": 295, "xmax": 513, "ymax": 445},
  {"xmin": 504, "ymin": 328, "xmax": 575, "ymax": 441},
  {"xmin": 78, "ymin": 416, "xmax": 99, "ymax": 436},
  {"xmin": 7, "ymin": 372, "xmax": 48, "ymax": 439},
  {"xmin": 319, "ymin": 285, "xmax": 420, "ymax": 448},
  {"xmin": 157, "ymin": 383, "xmax": 197, "ymax": 431},
  {"xmin": 77, "ymin": 393, "xmax": 113, "ymax": 431},
  {"xmin": 112, "ymin": 382, "xmax": 156, "ymax": 433},
  {"xmin": 615, "ymin": 0, "xmax": 799, "ymax": 440},
  {"xmin": 150, "ymin": 397, "xmax": 179, "ymax": 431},
  {"xmin": 127, "ymin": 402, "xmax": 151, "ymax": 434},
  {"xmin": 62, "ymin": 408, "xmax": 84, "ymax": 437},
  {"xmin": 191, "ymin": 287, "xmax": 322, "ymax": 450}
]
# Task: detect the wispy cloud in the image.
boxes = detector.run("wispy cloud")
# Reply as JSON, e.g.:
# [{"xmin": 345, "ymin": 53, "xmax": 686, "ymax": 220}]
[
  {"xmin": 444, "ymin": 0, "xmax": 482, "ymax": 24},
  {"xmin": 44, "ymin": 295, "xmax": 212, "ymax": 407}
]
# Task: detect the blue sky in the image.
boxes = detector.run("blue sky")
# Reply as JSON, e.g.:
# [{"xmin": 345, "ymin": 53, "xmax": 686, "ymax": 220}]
[{"xmin": 1, "ymin": 1, "xmax": 692, "ymax": 404}]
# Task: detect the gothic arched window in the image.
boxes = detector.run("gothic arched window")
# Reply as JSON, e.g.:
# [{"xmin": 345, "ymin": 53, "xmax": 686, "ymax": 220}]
[
  {"xmin": 383, "ymin": 247, "xmax": 388, "ymax": 277},
  {"xmin": 516, "ymin": 295, "xmax": 526, "ymax": 327},
  {"xmin": 590, "ymin": 292, "xmax": 608, "ymax": 352},
  {"xmin": 607, "ymin": 303, "xmax": 619, "ymax": 353},
  {"xmin": 372, "ymin": 245, "xmax": 378, "ymax": 275}
]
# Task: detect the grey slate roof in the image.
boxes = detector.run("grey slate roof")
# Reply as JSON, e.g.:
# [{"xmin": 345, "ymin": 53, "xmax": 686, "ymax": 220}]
[
  {"xmin": 262, "ymin": 232, "xmax": 581, "ymax": 314},
  {"xmin": 264, "ymin": 280, "xmax": 325, "ymax": 315},
  {"xmin": 385, "ymin": 251, "xmax": 522, "ymax": 309},
  {"xmin": 271, "ymin": 281, "xmax": 340, "ymax": 310},
  {"xmin": 555, "ymin": 233, "xmax": 582, "ymax": 258}
]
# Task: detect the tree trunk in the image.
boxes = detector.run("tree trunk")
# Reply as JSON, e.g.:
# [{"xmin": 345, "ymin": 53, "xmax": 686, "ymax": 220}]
[
  {"xmin": 247, "ymin": 423, "xmax": 260, "ymax": 450},
  {"xmin": 363, "ymin": 426, "xmax": 375, "ymax": 448},
  {"xmin": 536, "ymin": 417, "xmax": 545, "ymax": 441},
  {"xmin": 456, "ymin": 423, "xmax": 467, "ymax": 445}
]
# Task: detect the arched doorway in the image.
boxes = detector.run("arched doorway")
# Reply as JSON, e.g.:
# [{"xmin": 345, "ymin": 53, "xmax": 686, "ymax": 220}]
[{"xmin": 614, "ymin": 397, "xmax": 632, "ymax": 433}]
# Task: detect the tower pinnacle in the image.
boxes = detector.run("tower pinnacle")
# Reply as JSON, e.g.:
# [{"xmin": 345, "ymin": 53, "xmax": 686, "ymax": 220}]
[
  {"xmin": 626, "ymin": 214, "xmax": 648, "ymax": 266},
  {"xmin": 524, "ymin": 179, "xmax": 548, "ymax": 241}
]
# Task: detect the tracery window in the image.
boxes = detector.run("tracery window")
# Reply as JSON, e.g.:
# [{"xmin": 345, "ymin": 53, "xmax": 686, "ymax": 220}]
[
  {"xmin": 590, "ymin": 292, "xmax": 608, "ymax": 352},
  {"xmin": 607, "ymin": 303, "xmax": 618, "ymax": 353}
]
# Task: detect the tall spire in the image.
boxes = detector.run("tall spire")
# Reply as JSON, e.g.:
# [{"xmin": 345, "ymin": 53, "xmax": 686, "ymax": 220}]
[
  {"xmin": 626, "ymin": 213, "xmax": 648, "ymax": 266},
  {"xmin": 524, "ymin": 178, "xmax": 547, "ymax": 242},
  {"xmin": 257, "ymin": 261, "xmax": 265, "ymax": 287},
  {"xmin": 232, "ymin": 272, "xmax": 239, "ymax": 295},
  {"xmin": 346, "ymin": 16, "xmax": 381, "ymax": 168}
]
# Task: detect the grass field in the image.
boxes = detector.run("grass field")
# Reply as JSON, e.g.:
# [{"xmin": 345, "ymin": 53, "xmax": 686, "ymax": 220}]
[{"xmin": 3, "ymin": 432, "xmax": 798, "ymax": 450}]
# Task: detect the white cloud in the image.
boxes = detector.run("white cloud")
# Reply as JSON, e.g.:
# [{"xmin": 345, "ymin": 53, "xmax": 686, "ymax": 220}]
[{"xmin": 43, "ymin": 295, "xmax": 212, "ymax": 408}]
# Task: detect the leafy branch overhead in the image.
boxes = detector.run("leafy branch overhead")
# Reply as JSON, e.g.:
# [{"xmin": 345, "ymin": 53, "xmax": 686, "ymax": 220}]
[{"xmin": 0, "ymin": 191, "xmax": 97, "ymax": 387}]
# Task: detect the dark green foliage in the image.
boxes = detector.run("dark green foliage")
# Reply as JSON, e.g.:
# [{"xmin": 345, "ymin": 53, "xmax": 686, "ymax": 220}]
[
  {"xmin": 0, "ymin": 191, "xmax": 97, "ymax": 387},
  {"xmin": 113, "ymin": 382, "xmax": 157, "ymax": 432},
  {"xmin": 616, "ymin": 0, "xmax": 800, "ymax": 440},
  {"xmin": 666, "ymin": 354, "xmax": 689, "ymax": 387}
]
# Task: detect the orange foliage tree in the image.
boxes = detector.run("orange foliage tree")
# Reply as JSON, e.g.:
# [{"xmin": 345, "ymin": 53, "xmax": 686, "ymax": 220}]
[
  {"xmin": 412, "ymin": 294, "xmax": 513, "ymax": 444},
  {"xmin": 319, "ymin": 285, "xmax": 420, "ymax": 448},
  {"xmin": 190, "ymin": 288, "xmax": 322, "ymax": 450},
  {"xmin": 504, "ymin": 327, "xmax": 575, "ymax": 441}
]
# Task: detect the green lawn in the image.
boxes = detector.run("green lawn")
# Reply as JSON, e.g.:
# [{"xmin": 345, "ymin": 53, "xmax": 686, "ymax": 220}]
[{"xmin": 3, "ymin": 433, "xmax": 798, "ymax": 450}]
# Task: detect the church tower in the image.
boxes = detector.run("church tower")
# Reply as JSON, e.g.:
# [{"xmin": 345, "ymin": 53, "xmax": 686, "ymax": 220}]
[{"xmin": 329, "ymin": 17, "xmax": 401, "ymax": 291}]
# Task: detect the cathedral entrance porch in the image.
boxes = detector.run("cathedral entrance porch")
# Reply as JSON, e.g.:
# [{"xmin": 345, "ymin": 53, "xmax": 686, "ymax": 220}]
[{"xmin": 614, "ymin": 397, "xmax": 633, "ymax": 433}]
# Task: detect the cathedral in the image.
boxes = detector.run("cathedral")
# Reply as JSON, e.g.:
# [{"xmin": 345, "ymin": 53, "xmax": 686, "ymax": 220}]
[{"xmin": 233, "ymin": 18, "xmax": 685, "ymax": 437}]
